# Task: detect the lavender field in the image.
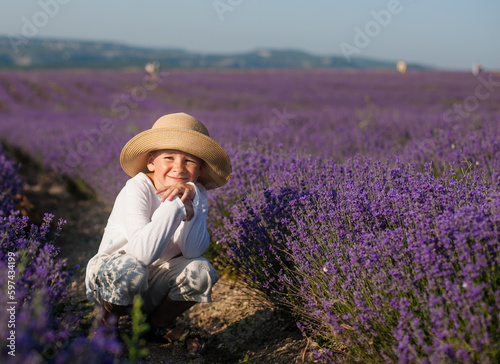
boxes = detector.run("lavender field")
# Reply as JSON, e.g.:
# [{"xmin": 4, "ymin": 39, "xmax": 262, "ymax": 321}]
[{"xmin": 1, "ymin": 68, "xmax": 500, "ymax": 363}]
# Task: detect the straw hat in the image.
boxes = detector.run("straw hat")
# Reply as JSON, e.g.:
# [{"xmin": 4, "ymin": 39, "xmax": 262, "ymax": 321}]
[{"xmin": 120, "ymin": 112, "xmax": 231, "ymax": 189}]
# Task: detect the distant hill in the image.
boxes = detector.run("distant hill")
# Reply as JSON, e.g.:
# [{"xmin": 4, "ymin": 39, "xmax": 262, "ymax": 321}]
[{"xmin": 0, "ymin": 36, "xmax": 430, "ymax": 70}]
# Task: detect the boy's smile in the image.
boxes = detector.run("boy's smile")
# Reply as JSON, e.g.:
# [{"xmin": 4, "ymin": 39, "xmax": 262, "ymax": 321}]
[{"xmin": 147, "ymin": 149, "xmax": 202, "ymax": 189}]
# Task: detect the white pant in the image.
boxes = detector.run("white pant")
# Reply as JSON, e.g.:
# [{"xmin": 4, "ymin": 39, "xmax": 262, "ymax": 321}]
[{"xmin": 85, "ymin": 250, "xmax": 219, "ymax": 313}]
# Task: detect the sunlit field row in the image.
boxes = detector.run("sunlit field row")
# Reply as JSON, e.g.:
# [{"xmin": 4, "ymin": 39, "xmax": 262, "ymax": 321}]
[{"xmin": 1, "ymin": 68, "xmax": 499, "ymax": 363}]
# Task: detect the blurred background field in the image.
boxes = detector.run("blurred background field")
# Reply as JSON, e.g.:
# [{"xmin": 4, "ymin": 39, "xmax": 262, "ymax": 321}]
[{"xmin": 1, "ymin": 68, "xmax": 499, "ymax": 203}]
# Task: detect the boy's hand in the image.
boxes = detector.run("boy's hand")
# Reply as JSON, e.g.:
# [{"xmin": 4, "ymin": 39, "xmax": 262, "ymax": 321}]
[
  {"xmin": 156, "ymin": 183, "xmax": 196, "ymax": 203},
  {"xmin": 183, "ymin": 199, "xmax": 194, "ymax": 221}
]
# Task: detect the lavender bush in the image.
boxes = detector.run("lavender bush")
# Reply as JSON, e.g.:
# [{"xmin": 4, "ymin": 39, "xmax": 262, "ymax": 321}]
[
  {"xmin": 0, "ymin": 148, "xmax": 122, "ymax": 363},
  {"xmin": 210, "ymin": 151, "xmax": 500, "ymax": 363}
]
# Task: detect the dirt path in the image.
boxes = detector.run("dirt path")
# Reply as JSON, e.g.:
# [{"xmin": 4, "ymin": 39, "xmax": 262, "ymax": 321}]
[{"xmin": 18, "ymin": 163, "xmax": 311, "ymax": 364}]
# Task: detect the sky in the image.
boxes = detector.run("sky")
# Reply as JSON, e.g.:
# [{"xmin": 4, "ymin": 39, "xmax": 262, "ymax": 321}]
[{"xmin": 1, "ymin": 0, "xmax": 499, "ymax": 71}]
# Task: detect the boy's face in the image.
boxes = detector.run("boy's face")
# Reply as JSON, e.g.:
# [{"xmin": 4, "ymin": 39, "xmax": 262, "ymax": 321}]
[{"xmin": 147, "ymin": 149, "xmax": 202, "ymax": 188}]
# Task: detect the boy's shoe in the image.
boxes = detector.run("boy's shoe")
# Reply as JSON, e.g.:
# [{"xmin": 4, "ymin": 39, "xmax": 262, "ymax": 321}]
[
  {"xmin": 143, "ymin": 325, "xmax": 175, "ymax": 343},
  {"xmin": 180, "ymin": 330, "xmax": 207, "ymax": 355},
  {"xmin": 143, "ymin": 326, "xmax": 207, "ymax": 355}
]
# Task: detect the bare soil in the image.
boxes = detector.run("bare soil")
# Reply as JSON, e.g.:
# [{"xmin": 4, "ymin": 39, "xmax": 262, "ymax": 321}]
[{"xmin": 18, "ymin": 164, "xmax": 313, "ymax": 364}]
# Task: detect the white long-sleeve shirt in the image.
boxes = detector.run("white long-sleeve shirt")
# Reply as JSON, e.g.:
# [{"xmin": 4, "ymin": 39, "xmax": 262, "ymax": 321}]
[{"xmin": 90, "ymin": 172, "xmax": 210, "ymax": 267}]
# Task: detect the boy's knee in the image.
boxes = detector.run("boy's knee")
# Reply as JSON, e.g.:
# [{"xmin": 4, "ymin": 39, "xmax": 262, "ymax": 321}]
[
  {"xmin": 185, "ymin": 258, "xmax": 219, "ymax": 294},
  {"xmin": 92, "ymin": 252, "xmax": 149, "ymax": 306},
  {"xmin": 130, "ymin": 262, "xmax": 149, "ymax": 289}
]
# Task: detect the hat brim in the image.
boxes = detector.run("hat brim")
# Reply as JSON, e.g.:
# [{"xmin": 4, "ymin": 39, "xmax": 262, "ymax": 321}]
[{"xmin": 120, "ymin": 128, "xmax": 231, "ymax": 190}]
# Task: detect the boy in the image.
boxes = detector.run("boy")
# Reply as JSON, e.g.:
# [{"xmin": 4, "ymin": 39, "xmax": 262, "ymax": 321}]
[{"xmin": 85, "ymin": 112, "xmax": 231, "ymax": 354}]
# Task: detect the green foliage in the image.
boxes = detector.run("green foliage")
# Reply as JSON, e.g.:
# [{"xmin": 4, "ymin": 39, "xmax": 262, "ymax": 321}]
[
  {"xmin": 238, "ymin": 353, "xmax": 250, "ymax": 363},
  {"xmin": 121, "ymin": 295, "xmax": 150, "ymax": 363}
]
